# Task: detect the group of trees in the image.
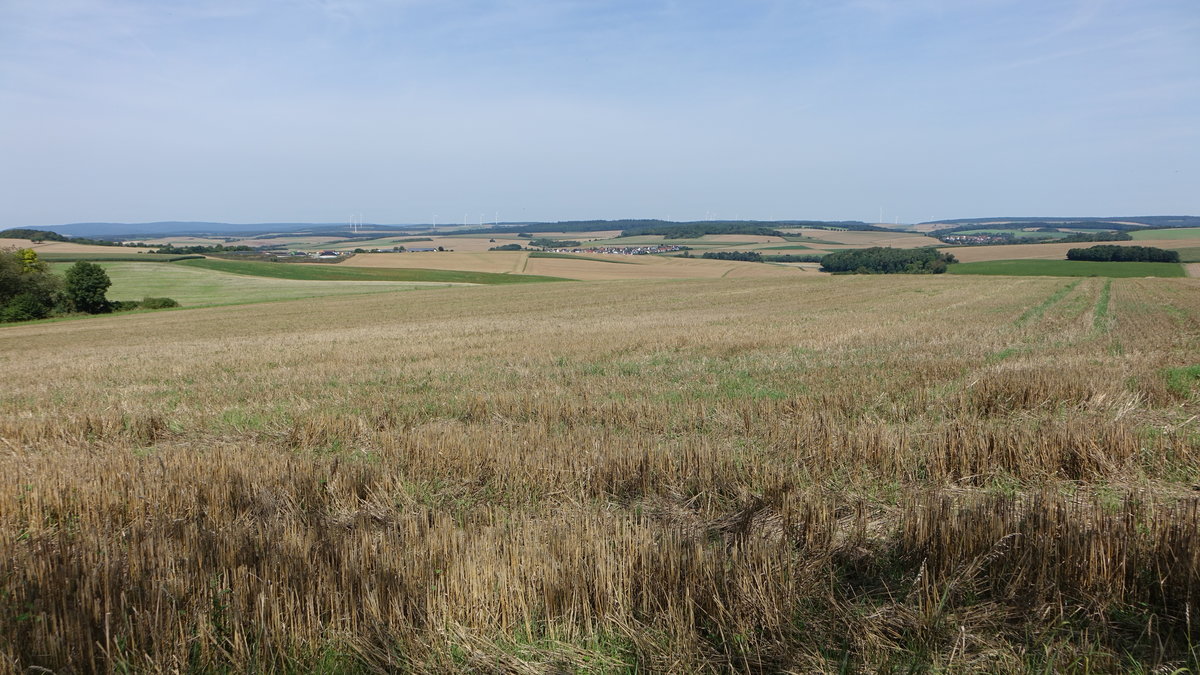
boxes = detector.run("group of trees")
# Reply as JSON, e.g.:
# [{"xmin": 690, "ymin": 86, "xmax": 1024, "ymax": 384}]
[
  {"xmin": 1, "ymin": 248, "xmax": 178, "ymax": 323},
  {"xmin": 1057, "ymin": 231, "xmax": 1132, "ymax": 243},
  {"xmin": 820, "ymin": 247, "xmax": 957, "ymax": 274},
  {"xmin": 153, "ymin": 243, "xmax": 254, "ymax": 255},
  {"xmin": 529, "ymin": 238, "xmax": 581, "ymax": 248},
  {"xmin": 1067, "ymin": 245, "xmax": 1180, "ymax": 263},
  {"xmin": 1, "ymin": 249, "xmax": 112, "ymax": 321},
  {"xmin": 701, "ymin": 251, "xmax": 763, "ymax": 262}
]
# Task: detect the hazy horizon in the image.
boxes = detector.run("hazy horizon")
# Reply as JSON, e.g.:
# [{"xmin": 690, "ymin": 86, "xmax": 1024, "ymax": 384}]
[{"xmin": 3, "ymin": 0, "xmax": 1197, "ymax": 229}]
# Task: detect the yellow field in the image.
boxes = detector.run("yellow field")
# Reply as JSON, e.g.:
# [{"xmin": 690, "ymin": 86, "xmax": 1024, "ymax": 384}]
[
  {"xmin": 344, "ymin": 250, "xmax": 806, "ymax": 280},
  {"xmin": 943, "ymin": 238, "xmax": 1200, "ymax": 263},
  {"xmin": 2, "ymin": 274, "xmax": 1199, "ymax": 671}
]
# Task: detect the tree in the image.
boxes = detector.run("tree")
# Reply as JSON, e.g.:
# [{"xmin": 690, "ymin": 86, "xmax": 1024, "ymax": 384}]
[
  {"xmin": 65, "ymin": 261, "xmax": 112, "ymax": 313},
  {"xmin": 0, "ymin": 248, "xmax": 61, "ymax": 322}
]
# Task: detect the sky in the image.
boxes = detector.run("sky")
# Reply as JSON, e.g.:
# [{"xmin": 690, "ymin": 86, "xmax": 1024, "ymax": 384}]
[{"xmin": 1, "ymin": 0, "xmax": 1197, "ymax": 228}]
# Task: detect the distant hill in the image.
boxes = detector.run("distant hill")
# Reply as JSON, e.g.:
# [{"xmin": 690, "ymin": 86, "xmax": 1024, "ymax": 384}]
[
  {"xmin": 919, "ymin": 216, "xmax": 1200, "ymax": 230},
  {"xmin": 45, "ymin": 218, "xmax": 887, "ymax": 239},
  {"xmin": 38, "ymin": 216, "xmax": 1198, "ymax": 240},
  {"xmin": 50, "ymin": 222, "xmax": 406, "ymax": 238}
]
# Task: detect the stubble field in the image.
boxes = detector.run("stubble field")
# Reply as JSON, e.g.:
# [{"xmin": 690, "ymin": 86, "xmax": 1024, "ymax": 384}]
[{"xmin": 1, "ymin": 274, "xmax": 1199, "ymax": 672}]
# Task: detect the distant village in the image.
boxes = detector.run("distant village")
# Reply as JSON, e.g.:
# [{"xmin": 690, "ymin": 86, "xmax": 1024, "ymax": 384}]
[
  {"xmin": 545, "ymin": 244, "xmax": 687, "ymax": 255},
  {"xmin": 273, "ymin": 243, "xmax": 687, "ymax": 259}
]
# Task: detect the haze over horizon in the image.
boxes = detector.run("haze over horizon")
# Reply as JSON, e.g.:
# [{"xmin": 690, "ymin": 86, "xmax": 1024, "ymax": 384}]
[{"xmin": 2, "ymin": 0, "xmax": 1197, "ymax": 229}]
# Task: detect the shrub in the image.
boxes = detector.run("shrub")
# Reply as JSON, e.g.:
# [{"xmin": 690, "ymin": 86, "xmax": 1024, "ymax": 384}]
[
  {"xmin": 141, "ymin": 297, "xmax": 180, "ymax": 309},
  {"xmin": 0, "ymin": 292, "xmax": 52, "ymax": 322}
]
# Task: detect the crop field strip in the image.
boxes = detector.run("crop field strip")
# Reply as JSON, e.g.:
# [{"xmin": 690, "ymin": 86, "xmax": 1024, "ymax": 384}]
[{"xmin": 1, "ymin": 275, "xmax": 1199, "ymax": 671}]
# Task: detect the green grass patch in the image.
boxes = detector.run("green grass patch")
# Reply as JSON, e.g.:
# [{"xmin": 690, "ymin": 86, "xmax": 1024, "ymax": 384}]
[
  {"xmin": 34, "ymin": 252, "xmax": 202, "ymax": 262},
  {"xmin": 1094, "ymin": 279, "xmax": 1113, "ymax": 331},
  {"xmin": 177, "ymin": 258, "xmax": 568, "ymax": 284},
  {"xmin": 1130, "ymin": 228, "xmax": 1200, "ymax": 241},
  {"xmin": 948, "ymin": 260, "xmax": 1186, "ymax": 278},
  {"xmin": 49, "ymin": 262, "xmax": 453, "ymax": 308},
  {"xmin": 1163, "ymin": 365, "xmax": 1200, "ymax": 398},
  {"xmin": 1168, "ymin": 246, "xmax": 1200, "ymax": 263},
  {"xmin": 527, "ymin": 251, "xmax": 639, "ymax": 264},
  {"xmin": 757, "ymin": 244, "xmax": 815, "ymax": 251}
]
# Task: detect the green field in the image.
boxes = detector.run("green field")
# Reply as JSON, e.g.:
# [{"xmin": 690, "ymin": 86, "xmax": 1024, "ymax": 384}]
[
  {"xmin": 178, "ymin": 258, "xmax": 568, "ymax": 284},
  {"xmin": 49, "ymin": 262, "xmax": 450, "ymax": 307},
  {"xmin": 34, "ymin": 252, "xmax": 201, "ymax": 262},
  {"xmin": 1130, "ymin": 227, "xmax": 1200, "ymax": 241},
  {"xmin": 758, "ymin": 244, "xmax": 816, "ymax": 251},
  {"xmin": 1171, "ymin": 246, "xmax": 1200, "ymax": 263},
  {"xmin": 948, "ymin": 259, "xmax": 1186, "ymax": 277}
]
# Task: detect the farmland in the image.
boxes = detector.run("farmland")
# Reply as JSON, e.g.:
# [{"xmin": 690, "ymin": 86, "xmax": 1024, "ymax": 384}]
[
  {"xmin": 941, "ymin": 239, "xmax": 1200, "ymax": 264},
  {"xmin": 1130, "ymin": 228, "xmax": 1200, "ymax": 241},
  {"xmin": 47, "ymin": 261, "xmax": 460, "ymax": 308},
  {"xmin": 948, "ymin": 259, "xmax": 1186, "ymax": 278},
  {"xmin": 343, "ymin": 250, "xmax": 805, "ymax": 281},
  {"xmin": 2, "ymin": 273, "xmax": 1199, "ymax": 672}
]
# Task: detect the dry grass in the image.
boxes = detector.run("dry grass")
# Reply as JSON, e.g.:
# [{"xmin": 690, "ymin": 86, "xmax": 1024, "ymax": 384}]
[
  {"xmin": 1, "ymin": 275, "xmax": 1199, "ymax": 672},
  {"xmin": 344, "ymin": 251, "xmax": 805, "ymax": 281}
]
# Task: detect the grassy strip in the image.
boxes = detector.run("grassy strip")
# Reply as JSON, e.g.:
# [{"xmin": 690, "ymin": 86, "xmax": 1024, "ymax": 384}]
[
  {"xmin": 1130, "ymin": 227, "xmax": 1200, "ymax": 241},
  {"xmin": 1163, "ymin": 365, "xmax": 1200, "ymax": 398},
  {"xmin": 948, "ymin": 260, "xmax": 1186, "ymax": 278},
  {"xmin": 527, "ymin": 251, "xmax": 640, "ymax": 265},
  {"xmin": 34, "ymin": 252, "xmax": 202, "ymax": 262},
  {"xmin": 1169, "ymin": 246, "xmax": 1200, "ymax": 263},
  {"xmin": 1094, "ymin": 279, "xmax": 1113, "ymax": 331},
  {"xmin": 1016, "ymin": 280, "xmax": 1082, "ymax": 325},
  {"xmin": 177, "ymin": 258, "xmax": 569, "ymax": 284}
]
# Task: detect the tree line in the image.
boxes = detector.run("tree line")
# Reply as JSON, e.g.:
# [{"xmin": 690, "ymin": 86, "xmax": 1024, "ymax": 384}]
[{"xmin": 1066, "ymin": 245, "xmax": 1180, "ymax": 263}]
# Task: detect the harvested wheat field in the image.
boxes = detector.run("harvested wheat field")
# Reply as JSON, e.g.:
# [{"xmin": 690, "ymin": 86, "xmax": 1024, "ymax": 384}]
[
  {"xmin": 2, "ymin": 275, "xmax": 1200, "ymax": 672},
  {"xmin": 345, "ymin": 250, "xmax": 804, "ymax": 280}
]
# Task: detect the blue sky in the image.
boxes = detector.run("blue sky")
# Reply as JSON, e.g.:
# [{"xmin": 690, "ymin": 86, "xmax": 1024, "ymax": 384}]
[{"xmin": 1, "ymin": 0, "xmax": 1196, "ymax": 227}]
